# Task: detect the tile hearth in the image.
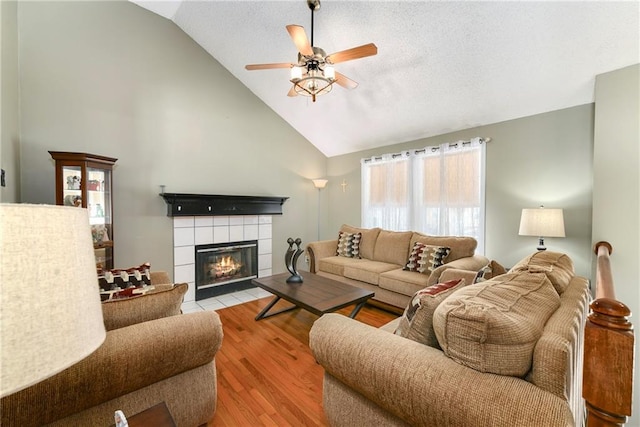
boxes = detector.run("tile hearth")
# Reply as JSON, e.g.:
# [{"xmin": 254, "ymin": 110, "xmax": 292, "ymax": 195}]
[{"xmin": 181, "ymin": 287, "xmax": 272, "ymax": 313}]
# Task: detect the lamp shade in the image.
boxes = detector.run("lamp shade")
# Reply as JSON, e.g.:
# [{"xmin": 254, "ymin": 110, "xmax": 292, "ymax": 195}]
[
  {"xmin": 0, "ymin": 204, "xmax": 106, "ymax": 397},
  {"xmin": 519, "ymin": 207, "xmax": 566, "ymax": 238},
  {"xmin": 312, "ymin": 179, "xmax": 328, "ymax": 189}
]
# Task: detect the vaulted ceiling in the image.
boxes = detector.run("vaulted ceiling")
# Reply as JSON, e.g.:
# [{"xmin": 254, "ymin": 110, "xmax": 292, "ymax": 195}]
[{"xmin": 131, "ymin": 1, "xmax": 639, "ymax": 157}]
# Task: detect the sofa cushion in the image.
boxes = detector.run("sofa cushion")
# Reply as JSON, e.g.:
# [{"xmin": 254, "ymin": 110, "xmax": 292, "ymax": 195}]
[
  {"xmin": 373, "ymin": 230, "xmax": 413, "ymax": 265},
  {"xmin": 336, "ymin": 231, "xmax": 362, "ymax": 258},
  {"xmin": 411, "ymin": 233, "xmax": 477, "ymax": 263},
  {"xmin": 343, "ymin": 260, "xmax": 400, "ymax": 285},
  {"xmin": 433, "ymin": 272, "xmax": 560, "ymax": 376},
  {"xmin": 318, "ymin": 256, "xmax": 366, "ymax": 276},
  {"xmin": 101, "ymin": 282, "xmax": 188, "ymax": 331},
  {"xmin": 340, "ymin": 225, "xmax": 381, "ymax": 260},
  {"xmin": 509, "ymin": 251, "xmax": 574, "ymax": 294},
  {"xmin": 403, "ymin": 242, "xmax": 450, "ymax": 274},
  {"xmin": 379, "ymin": 269, "xmax": 431, "ymax": 296},
  {"xmin": 394, "ymin": 278, "xmax": 466, "ymax": 348}
]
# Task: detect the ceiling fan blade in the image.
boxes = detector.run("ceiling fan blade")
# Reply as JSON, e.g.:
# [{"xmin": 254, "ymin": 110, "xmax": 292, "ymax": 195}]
[
  {"xmin": 287, "ymin": 86, "xmax": 298, "ymax": 97},
  {"xmin": 326, "ymin": 43, "xmax": 378, "ymax": 64},
  {"xmin": 245, "ymin": 63, "xmax": 293, "ymax": 71},
  {"xmin": 334, "ymin": 72, "xmax": 359, "ymax": 90},
  {"xmin": 286, "ymin": 25, "xmax": 314, "ymax": 56}
]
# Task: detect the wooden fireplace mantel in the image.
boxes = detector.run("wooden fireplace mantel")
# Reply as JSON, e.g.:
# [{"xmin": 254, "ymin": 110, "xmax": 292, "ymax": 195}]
[{"xmin": 159, "ymin": 193, "xmax": 289, "ymax": 217}]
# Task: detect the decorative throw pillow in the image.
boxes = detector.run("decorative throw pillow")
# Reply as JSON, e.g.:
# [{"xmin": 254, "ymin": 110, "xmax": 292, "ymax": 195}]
[
  {"xmin": 336, "ymin": 231, "xmax": 362, "ymax": 258},
  {"xmin": 98, "ymin": 262, "xmax": 152, "ymax": 299},
  {"xmin": 433, "ymin": 272, "xmax": 561, "ymax": 376},
  {"xmin": 509, "ymin": 251, "xmax": 574, "ymax": 294},
  {"xmin": 403, "ymin": 242, "xmax": 451, "ymax": 274},
  {"xmin": 394, "ymin": 278, "xmax": 465, "ymax": 348}
]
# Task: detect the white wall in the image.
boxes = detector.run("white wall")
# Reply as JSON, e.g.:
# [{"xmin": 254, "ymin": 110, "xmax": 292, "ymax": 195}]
[
  {"xmin": 592, "ymin": 63, "xmax": 639, "ymax": 425},
  {"xmin": 17, "ymin": 1, "xmax": 327, "ymax": 276},
  {"xmin": 0, "ymin": 0, "xmax": 20, "ymax": 203},
  {"xmin": 327, "ymin": 104, "xmax": 594, "ymax": 277}
]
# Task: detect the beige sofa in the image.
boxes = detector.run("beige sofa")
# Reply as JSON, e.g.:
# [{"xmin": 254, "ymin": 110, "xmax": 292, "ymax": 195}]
[
  {"xmin": 306, "ymin": 225, "xmax": 490, "ymax": 309},
  {"xmin": 1, "ymin": 272, "xmax": 223, "ymax": 427},
  {"xmin": 310, "ymin": 251, "xmax": 591, "ymax": 427}
]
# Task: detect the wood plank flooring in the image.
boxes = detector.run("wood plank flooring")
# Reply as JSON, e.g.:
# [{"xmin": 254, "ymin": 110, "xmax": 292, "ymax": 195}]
[{"xmin": 208, "ymin": 297, "xmax": 398, "ymax": 426}]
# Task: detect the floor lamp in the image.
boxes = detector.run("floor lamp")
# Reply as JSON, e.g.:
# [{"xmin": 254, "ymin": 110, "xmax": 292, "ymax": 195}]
[{"xmin": 312, "ymin": 179, "xmax": 328, "ymax": 240}]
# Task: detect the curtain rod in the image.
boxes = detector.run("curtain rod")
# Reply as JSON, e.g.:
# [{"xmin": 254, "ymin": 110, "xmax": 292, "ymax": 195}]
[{"xmin": 362, "ymin": 137, "xmax": 491, "ymax": 163}]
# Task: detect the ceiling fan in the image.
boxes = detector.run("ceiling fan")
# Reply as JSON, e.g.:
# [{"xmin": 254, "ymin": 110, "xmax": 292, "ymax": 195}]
[{"xmin": 245, "ymin": 0, "xmax": 378, "ymax": 102}]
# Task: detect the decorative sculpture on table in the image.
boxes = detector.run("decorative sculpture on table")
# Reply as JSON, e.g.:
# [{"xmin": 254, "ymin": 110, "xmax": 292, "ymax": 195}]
[{"xmin": 285, "ymin": 237, "xmax": 304, "ymax": 283}]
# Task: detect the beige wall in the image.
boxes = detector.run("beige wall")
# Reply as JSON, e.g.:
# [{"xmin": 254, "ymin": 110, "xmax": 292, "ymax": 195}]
[
  {"xmin": 592, "ymin": 63, "xmax": 639, "ymax": 424},
  {"xmin": 1, "ymin": 0, "xmax": 20, "ymax": 203},
  {"xmin": 17, "ymin": 1, "xmax": 327, "ymax": 275},
  {"xmin": 326, "ymin": 104, "xmax": 594, "ymax": 277}
]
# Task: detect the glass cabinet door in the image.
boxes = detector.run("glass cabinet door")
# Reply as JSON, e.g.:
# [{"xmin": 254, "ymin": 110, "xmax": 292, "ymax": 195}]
[{"xmin": 50, "ymin": 151, "xmax": 117, "ymax": 270}]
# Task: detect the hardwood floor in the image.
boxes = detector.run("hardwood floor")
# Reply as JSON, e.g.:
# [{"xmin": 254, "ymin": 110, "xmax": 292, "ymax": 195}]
[{"xmin": 208, "ymin": 297, "xmax": 398, "ymax": 426}]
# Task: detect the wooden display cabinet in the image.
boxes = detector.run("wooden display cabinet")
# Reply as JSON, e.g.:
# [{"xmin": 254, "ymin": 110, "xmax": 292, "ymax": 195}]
[{"xmin": 49, "ymin": 151, "xmax": 117, "ymax": 270}]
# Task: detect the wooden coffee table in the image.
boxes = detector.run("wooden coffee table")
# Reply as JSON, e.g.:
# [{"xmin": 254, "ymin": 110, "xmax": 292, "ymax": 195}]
[{"xmin": 252, "ymin": 272, "xmax": 374, "ymax": 320}]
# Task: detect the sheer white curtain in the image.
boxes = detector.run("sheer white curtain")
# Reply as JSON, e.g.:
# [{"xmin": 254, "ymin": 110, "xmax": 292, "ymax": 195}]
[
  {"xmin": 361, "ymin": 152, "xmax": 411, "ymax": 231},
  {"xmin": 362, "ymin": 138, "xmax": 486, "ymax": 252}
]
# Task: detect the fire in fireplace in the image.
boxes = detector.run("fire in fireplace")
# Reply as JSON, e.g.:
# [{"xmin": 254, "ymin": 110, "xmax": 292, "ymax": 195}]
[{"xmin": 195, "ymin": 240, "xmax": 258, "ymax": 300}]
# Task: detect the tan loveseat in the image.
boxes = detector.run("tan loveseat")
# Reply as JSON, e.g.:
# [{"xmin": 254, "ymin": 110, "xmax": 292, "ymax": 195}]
[
  {"xmin": 310, "ymin": 251, "xmax": 591, "ymax": 427},
  {"xmin": 1, "ymin": 272, "xmax": 223, "ymax": 427},
  {"xmin": 307, "ymin": 225, "xmax": 489, "ymax": 309}
]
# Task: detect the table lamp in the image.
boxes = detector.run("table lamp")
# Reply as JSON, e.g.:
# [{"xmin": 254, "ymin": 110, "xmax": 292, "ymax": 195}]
[
  {"xmin": 0, "ymin": 204, "xmax": 106, "ymax": 397},
  {"xmin": 518, "ymin": 205, "xmax": 565, "ymax": 251}
]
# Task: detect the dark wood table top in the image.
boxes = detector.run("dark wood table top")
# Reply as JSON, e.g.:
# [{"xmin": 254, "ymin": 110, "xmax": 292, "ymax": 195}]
[
  {"xmin": 112, "ymin": 402, "xmax": 176, "ymax": 427},
  {"xmin": 252, "ymin": 271, "xmax": 374, "ymax": 316}
]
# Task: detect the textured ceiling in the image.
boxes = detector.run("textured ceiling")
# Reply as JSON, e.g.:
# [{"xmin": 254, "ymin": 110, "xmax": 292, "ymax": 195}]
[{"xmin": 132, "ymin": 1, "xmax": 639, "ymax": 157}]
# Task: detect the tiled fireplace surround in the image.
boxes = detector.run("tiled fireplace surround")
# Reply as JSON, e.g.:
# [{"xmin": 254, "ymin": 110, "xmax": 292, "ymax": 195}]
[{"xmin": 172, "ymin": 215, "xmax": 273, "ymax": 302}]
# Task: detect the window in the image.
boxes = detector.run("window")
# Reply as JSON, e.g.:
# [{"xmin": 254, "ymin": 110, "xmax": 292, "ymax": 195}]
[{"xmin": 361, "ymin": 138, "xmax": 486, "ymax": 252}]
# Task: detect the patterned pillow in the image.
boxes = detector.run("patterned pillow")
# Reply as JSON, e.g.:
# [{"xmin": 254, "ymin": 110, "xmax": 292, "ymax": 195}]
[
  {"xmin": 336, "ymin": 232, "xmax": 362, "ymax": 258},
  {"xmin": 403, "ymin": 242, "xmax": 451, "ymax": 274},
  {"xmin": 394, "ymin": 278, "xmax": 465, "ymax": 348},
  {"xmin": 98, "ymin": 262, "xmax": 152, "ymax": 299}
]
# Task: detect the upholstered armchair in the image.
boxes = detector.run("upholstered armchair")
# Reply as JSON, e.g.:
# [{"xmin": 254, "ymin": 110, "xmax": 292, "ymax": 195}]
[{"xmin": 1, "ymin": 273, "xmax": 223, "ymax": 427}]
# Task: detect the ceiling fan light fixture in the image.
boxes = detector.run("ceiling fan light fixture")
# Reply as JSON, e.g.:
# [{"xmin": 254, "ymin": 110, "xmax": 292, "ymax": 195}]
[
  {"xmin": 245, "ymin": 0, "xmax": 377, "ymax": 102},
  {"xmin": 291, "ymin": 68, "xmax": 334, "ymax": 102}
]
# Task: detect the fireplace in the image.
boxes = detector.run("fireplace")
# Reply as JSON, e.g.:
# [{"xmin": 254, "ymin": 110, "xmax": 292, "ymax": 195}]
[
  {"xmin": 162, "ymin": 193, "xmax": 289, "ymax": 302},
  {"xmin": 195, "ymin": 240, "xmax": 258, "ymax": 300}
]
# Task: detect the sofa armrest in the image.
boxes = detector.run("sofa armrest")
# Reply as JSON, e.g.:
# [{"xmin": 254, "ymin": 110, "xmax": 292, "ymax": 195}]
[
  {"xmin": 151, "ymin": 270, "xmax": 172, "ymax": 285},
  {"xmin": 306, "ymin": 239, "xmax": 339, "ymax": 273},
  {"xmin": 310, "ymin": 313, "xmax": 573, "ymax": 427},
  {"xmin": 1, "ymin": 311, "xmax": 223, "ymax": 427},
  {"xmin": 426, "ymin": 254, "xmax": 489, "ymax": 286}
]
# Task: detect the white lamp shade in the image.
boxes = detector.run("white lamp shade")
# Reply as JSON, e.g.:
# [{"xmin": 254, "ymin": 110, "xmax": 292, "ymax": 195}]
[
  {"xmin": 519, "ymin": 207, "xmax": 566, "ymax": 238},
  {"xmin": 290, "ymin": 66, "xmax": 303, "ymax": 81},
  {"xmin": 0, "ymin": 204, "xmax": 106, "ymax": 397},
  {"xmin": 324, "ymin": 65, "xmax": 335, "ymax": 80},
  {"xmin": 312, "ymin": 179, "xmax": 328, "ymax": 189}
]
